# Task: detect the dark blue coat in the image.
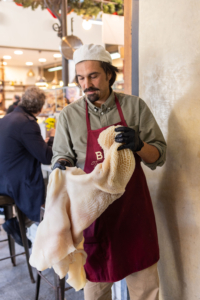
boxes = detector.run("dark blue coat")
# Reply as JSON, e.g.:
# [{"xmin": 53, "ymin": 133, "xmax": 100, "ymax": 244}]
[{"xmin": 0, "ymin": 106, "xmax": 52, "ymax": 221}]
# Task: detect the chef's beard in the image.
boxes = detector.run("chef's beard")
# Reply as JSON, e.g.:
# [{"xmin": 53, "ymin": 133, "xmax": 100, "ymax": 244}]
[
  {"xmin": 84, "ymin": 88, "xmax": 100, "ymax": 103},
  {"xmin": 87, "ymin": 93, "xmax": 100, "ymax": 103}
]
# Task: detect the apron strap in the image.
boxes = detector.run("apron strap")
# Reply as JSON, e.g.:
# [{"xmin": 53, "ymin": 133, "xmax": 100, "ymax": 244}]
[
  {"xmin": 85, "ymin": 100, "xmax": 91, "ymax": 131},
  {"xmin": 114, "ymin": 95, "xmax": 128, "ymax": 126}
]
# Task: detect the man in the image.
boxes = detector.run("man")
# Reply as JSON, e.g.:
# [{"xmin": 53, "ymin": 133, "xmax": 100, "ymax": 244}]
[
  {"xmin": 6, "ymin": 94, "xmax": 21, "ymax": 114},
  {"xmin": 0, "ymin": 87, "xmax": 53, "ymax": 247},
  {"xmin": 52, "ymin": 44, "xmax": 167, "ymax": 300}
]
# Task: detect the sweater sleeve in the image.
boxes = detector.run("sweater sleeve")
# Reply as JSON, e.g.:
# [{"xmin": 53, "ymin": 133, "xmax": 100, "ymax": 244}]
[
  {"xmin": 51, "ymin": 108, "xmax": 76, "ymax": 168},
  {"xmin": 20, "ymin": 119, "xmax": 53, "ymax": 165},
  {"xmin": 139, "ymin": 98, "xmax": 167, "ymax": 170}
]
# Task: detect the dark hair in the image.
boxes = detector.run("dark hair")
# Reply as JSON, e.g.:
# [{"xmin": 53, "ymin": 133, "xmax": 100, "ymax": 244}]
[
  {"xmin": 99, "ymin": 61, "xmax": 119, "ymax": 87},
  {"xmin": 14, "ymin": 95, "xmax": 21, "ymax": 102},
  {"xmin": 75, "ymin": 61, "xmax": 119, "ymax": 88},
  {"xmin": 19, "ymin": 86, "xmax": 46, "ymax": 114}
]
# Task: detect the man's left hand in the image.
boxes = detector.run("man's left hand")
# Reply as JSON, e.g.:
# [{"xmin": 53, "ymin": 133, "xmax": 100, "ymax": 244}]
[{"xmin": 115, "ymin": 127, "xmax": 144, "ymax": 152}]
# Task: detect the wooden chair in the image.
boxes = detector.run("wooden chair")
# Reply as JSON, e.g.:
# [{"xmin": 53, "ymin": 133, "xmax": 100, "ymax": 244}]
[{"xmin": 0, "ymin": 195, "xmax": 35, "ymax": 283}]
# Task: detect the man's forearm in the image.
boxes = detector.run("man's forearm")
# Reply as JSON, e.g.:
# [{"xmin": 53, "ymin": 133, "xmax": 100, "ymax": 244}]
[{"xmin": 137, "ymin": 142, "xmax": 160, "ymax": 164}]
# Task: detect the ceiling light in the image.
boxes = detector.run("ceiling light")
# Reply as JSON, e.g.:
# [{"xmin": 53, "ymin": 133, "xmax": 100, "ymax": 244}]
[
  {"xmin": 39, "ymin": 85, "xmax": 48, "ymax": 90},
  {"xmin": 36, "ymin": 65, "xmax": 47, "ymax": 87},
  {"xmin": 14, "ymin": 50, "xmax": 23, "ymax": 55},
  {"xmin": 48, "ymin": 66, "xmax": 62, "ymax": 72},
  {"xmin": 110, "ymin": 52, "xmax": 121, "ymax": 60},
  {"xmin": 26, "ymin": 62, "xmax": 33, "ymax": 66},
  {"xmin": 82, "ymin": 20, "xmax": 92, "ymax": 30},
  {"xmin": 3, "ymin": 55, "xmax": 11, "ymax": 59},
  {"xmin": 39, "ymin": 58, "xmax": 46, "ymax": 62},
  {"xmin": 35, "ymin": 78, "xmax": 47, "ymax": 87},
  {"xmin": 51, "ymin": 73, "xmax": 59, "ymax": 87},
  {"xmin": 54, "ymin": 53, "xmax": 62, "ymax": 58},
  {"xmin": 3, "ymin": 62, "xmax": 7, "ymax": 66}
]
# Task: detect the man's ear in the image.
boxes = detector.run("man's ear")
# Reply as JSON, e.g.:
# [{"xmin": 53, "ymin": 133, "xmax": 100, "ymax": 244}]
[
  {"xmin": 106, "ymin": 71, "xmax": 112, "ymax": 81},
  {"xmin": 75, "ymin": 75, "xmax": 81, "ymax": 88}
]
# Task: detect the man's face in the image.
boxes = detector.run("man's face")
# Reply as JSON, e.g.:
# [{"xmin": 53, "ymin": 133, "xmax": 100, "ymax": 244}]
[{"xmin": 76, "ymin": 60, "xmax": 111, "ymax": 104}]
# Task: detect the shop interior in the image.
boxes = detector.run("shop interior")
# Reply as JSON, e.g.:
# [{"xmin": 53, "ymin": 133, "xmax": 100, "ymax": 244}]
[
  {"xmin": 0, "ymin": 2, "xmax": 125, "ymax": 144},
  {"xmin": 0, "ymin": 1, "xmax": 126, "ymax": 300}
]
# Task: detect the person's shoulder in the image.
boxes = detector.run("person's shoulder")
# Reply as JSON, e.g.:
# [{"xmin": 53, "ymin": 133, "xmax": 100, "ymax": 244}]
[
  {"xmin": 15, "ymin": 111, "xmax": 39, "ymax": 133},
  {"xmin": 116, "ymin": 92, "xmax": 140, "ymax": 105},
  {"xmin": 7, "ymin": 104, "xmax": 14, "ymax": 111},
  {"xmin": 13, "ymin": 106, "xmax": 36, "ymax": 122}
]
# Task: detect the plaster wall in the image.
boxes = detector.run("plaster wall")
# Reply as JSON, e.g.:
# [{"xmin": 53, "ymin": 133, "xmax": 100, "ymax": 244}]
[{"xmin": 139, "ymin": 1, "xmax": 200, "ymax": 299}]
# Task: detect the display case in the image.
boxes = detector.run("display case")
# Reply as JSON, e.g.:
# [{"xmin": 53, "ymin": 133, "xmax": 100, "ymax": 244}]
[
  {"xmin": 38, "ymin": 86, "xmax": 82, "ymax": 139},
  {"xmin": 41, "ymin": 86, "xmax": 81, "ymax": 115}
]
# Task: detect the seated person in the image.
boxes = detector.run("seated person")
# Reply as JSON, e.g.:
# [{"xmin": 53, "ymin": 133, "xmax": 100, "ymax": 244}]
[
  {"xmin": 0, "ymin": 87, "xmax": 54, "ymax": 247},
  {"xmin": 6, "ymin": 94, "xmax": 21, "ymax": 114}
]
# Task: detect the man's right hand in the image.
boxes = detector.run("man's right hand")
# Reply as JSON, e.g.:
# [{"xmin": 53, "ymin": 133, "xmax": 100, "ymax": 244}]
[{"xmin": 52, "ymin": 159, "xmax": 71, "ymax": 171}]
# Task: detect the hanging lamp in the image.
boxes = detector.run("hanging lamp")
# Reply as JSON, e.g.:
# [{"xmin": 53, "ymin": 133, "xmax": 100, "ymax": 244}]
[
  {"xmin": 35, "ymin": 65, "xmax": 47, "ymax": 88},
  {"xmin": 51, "ymin": 58, "xmax": 59, "ymax": 88},
  {"xmin": 27, "ymin": 69, "xmax": 35, "ymax": 77}
]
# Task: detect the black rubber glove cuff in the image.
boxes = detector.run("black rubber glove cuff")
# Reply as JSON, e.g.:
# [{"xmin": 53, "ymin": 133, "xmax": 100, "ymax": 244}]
[{"xmin": 52, "ymin": 160, "xmax": 71, "ymax": 171}]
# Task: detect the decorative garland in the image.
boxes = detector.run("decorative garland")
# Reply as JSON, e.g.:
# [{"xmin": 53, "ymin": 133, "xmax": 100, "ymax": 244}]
[
  {"xmin": 14, "ymin": 0, "xmax": 46, "ymax": 10},
  {"xmin": 68, "ymin": 0, "xmax": 124, "ymax": 18},
  {"xmin": 14, "ymin": 0, "xmax": 124, "ymax": 18}
]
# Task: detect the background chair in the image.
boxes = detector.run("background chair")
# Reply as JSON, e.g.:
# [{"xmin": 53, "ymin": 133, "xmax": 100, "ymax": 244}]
[{"xmin": 0, "ymin": 195, "xmax": 35, "ymax": 283}]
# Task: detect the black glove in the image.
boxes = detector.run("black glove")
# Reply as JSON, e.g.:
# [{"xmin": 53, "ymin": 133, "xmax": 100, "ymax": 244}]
[
  {"xmin": 52, "ymin": 159, "xmax": 71, "ymax": 171},
  {"xmin": 115, "ymin": 127, "xmax": 144, "ymax": 152}
]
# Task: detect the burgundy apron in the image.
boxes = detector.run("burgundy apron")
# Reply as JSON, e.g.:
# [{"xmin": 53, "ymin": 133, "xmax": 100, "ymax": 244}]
[{"xmin": 83, "ymin": 96, "xmax": 159, "ymax": 282}]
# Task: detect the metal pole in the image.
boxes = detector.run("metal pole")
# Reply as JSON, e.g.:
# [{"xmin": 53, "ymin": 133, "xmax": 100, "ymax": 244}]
[
  {"xmin": 61, "ymin": 0, "xmax": 69, "ymax": 87},
  {"xmin": 131, "ymin": 0, "xmax": 139, "ymax": 96}
]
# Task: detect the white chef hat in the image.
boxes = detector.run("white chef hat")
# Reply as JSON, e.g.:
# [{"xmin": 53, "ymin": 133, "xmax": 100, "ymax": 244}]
[{"xmin": 73, "ymin": 44, "xmax": 112, "ymax": 65}]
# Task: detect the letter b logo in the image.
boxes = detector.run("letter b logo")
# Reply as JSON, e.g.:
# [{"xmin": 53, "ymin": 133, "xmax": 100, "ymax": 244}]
[{"xmin": 95, "ymin": 151, "xmax": 103, "ymax": 160}]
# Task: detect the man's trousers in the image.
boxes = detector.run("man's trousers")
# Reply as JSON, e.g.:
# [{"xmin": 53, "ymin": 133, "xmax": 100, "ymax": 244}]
[{"xmin": 84, "ymin": 263, "xmax": 159, "ymax": 300}]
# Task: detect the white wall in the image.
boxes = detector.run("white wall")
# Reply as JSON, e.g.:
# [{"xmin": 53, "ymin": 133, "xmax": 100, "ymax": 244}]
[
  {"xmin": 139, "ymin": 1, "xmax": 200, "ymax": 299},
  {"xmin": 0, "ymin": 2, "xmax": 60, "ymax": 50},
  {"xmin": 67, "ymin": 13, "xmax": 103, "ymax": 46},
  {"xmin": 4, "ymin": 66, "xmax": 39, "ymax": 85},
  {"xmin": 0, "ymin": 2, "xmax": 103, "ymax": 50}
]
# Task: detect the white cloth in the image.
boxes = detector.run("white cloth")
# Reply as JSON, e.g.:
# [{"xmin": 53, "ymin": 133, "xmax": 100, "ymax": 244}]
[
  {"xmin": 73, "ymin": 44, "xmax": 112, "ymax": 65},
  {"xmin": 29, "ymin": 126, "xmax": 135, "ymax": 291}
]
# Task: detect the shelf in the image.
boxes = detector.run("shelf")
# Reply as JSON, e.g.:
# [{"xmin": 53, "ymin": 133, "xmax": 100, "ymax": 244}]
[{"xmin": 4, "ymin": 90, "xmax": 24, "ymax": 92}]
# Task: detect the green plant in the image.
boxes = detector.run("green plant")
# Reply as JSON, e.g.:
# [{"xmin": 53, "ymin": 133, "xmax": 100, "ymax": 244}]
[{"xmin": 14, "ymin": 0, "xmax": 124, "ymax": 18}]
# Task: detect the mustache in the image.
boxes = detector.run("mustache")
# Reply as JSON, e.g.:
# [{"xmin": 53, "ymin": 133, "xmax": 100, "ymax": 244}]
[{"xmin": 84, "ymin": 88, "xmax": 99, "ymax": 93}]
